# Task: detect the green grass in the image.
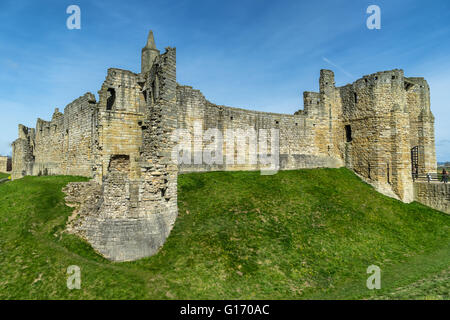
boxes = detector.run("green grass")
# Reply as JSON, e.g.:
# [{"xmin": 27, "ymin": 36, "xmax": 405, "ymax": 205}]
[
  {"xmin": 371, "ymin": 267, "xmax": 449, "ymax": 300},
  {"xmin": 0, "ymin": 169, "xmax": 448, "ymax": 299},
  {"xmin": 0, "ymin": 172, "xmax": 10, "ymax": 179}
]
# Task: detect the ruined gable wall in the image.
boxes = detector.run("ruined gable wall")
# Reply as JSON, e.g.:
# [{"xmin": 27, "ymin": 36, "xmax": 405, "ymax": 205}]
[{"xmin": 94, "ymin": 69, "xmax": 146, "ymax": 182}]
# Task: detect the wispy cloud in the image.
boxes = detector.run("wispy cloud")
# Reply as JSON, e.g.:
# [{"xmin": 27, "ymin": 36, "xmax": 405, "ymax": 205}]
[{"xmin": 322, "ymin": 57, "xmax": 354, "ymax": 79}]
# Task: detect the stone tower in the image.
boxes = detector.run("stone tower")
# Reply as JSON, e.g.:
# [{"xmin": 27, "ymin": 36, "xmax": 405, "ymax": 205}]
[{"xmin": 141, "ymin": 30, "xmax": 160, "ymax": 74}]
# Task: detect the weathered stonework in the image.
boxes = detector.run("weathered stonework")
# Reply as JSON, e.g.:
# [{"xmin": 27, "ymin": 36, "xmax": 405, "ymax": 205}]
[
  {"xmin": 414, "ymin": 182, "xmax": 450, "ymax": 214},
  {"xmin": 0, "ymin": 156, "xmax": 11, "ymax": 173},
  {"xmin": 11, "ymin": 31, "xmax": 439, "ymax": 261}
]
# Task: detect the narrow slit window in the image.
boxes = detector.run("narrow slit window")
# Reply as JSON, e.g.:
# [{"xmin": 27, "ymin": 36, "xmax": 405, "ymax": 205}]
[
  {"xmin": 142, "ymin": 90, "xmax": 147, "ymax": 103},
  {"xmin": 345, "ymin": 125, "xmax": 352, "ymax": 142},
  {"xmin": 387, "ymin": 163, "xmax": 390, "ymax": 184}
]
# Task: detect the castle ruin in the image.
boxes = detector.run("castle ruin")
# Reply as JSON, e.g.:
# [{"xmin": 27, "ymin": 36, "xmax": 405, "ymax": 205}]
[{"xmin": 10, "ymin": 31, "xmax": 441, "ymax": 261}]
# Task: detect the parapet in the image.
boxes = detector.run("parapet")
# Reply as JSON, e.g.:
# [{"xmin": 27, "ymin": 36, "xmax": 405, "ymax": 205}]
[{"xmin": 319, "ymin": 69, "xmax": 335, "ymax": 93}]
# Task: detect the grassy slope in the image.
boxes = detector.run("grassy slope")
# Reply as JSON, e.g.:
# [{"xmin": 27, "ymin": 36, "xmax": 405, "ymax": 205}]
[
  {"xmin": 0, "ymin": 169, "xmax": 448, "ymax": 299},
  {"xmin": 0, "ymin": 172, "xmax": 10, "ymax": 179}
]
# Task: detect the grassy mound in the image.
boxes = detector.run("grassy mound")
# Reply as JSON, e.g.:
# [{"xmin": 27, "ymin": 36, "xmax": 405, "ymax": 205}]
[{"xmin": 0, "ymin": 169, "xmax": 448, "ymax": 299}]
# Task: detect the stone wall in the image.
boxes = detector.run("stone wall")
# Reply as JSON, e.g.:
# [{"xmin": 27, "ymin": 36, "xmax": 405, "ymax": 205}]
[
  {"xmin": 414, "ymin": 182, "xmax": 450, "ymax": 214},
  {"xmin": 11, "ymin": 94, "xmax": 97, "ymax": 179},
  {"xmin": 0, "ymin": 156, "xmax": 11, "ymax": 173},
  {"xmin": 93, "ymin": 68, "xmax": 146, "ymax": 182},
  {"xmin": 175, "ymin": 85, "xmax": 341, "ymax": 173},
  {"xmin": 406, "ymin": 77, "xmax": 436, "ymax": 175},
  {"xmin": 12, "ymin": 65, "xmax": 433, "ymax": 205},
  {"xmin": 11, "ymin": 125, "xmax": 35, "ymax": 179}
]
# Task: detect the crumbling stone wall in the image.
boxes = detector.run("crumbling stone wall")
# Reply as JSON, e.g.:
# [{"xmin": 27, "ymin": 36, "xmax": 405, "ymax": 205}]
[
  {"xmin": 93, "ymin": 68, "xmax": 146, "ymax": 182},
  {"xmin": 11, "ymin": 31, "xmax": 438, "ymax": 261},
  {"xmin": 11, "ymin": 93, "xmax": 97, "ymax": 179}
]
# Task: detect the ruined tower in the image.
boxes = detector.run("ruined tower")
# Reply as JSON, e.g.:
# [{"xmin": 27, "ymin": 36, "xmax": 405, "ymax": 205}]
[
  {"xmin": 141, "ymin": 30, "xmax": 160, "ymax": 74},
  {"xmin": 68, "ymin": 32, "xmax": 179, "ymax": 261}
]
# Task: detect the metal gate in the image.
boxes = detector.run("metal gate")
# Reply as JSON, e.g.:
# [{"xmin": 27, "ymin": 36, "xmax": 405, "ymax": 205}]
[{"xmin": 411, "ymin": 146, "xmax": 419, "ymax": 180}]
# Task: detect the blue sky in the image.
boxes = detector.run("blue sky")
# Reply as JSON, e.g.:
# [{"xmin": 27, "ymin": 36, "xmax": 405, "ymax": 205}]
[{"xmin": 1, "ymin": 0, "xmax": 449, "ymax": 160}]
